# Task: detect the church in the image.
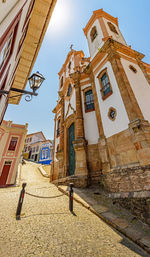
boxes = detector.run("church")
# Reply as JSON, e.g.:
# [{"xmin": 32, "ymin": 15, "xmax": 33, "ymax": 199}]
[{"xmin": 51, "ymin": 9, "xmax": 150, "ymax": 191}]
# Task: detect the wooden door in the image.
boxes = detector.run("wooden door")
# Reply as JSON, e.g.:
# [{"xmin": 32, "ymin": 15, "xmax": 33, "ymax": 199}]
[
  {"xmin": 0, "ymin": 162, "xmax": 11, "ymax": 186},
  {"xmin": 68, "ymin": 123, "xmax": 75, "ymax": 176}
]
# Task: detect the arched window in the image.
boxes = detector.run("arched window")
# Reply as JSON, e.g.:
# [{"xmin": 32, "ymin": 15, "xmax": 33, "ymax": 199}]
[
  {"xmin": 67, "ymin": 84, "xmax": 72, "ymax": 96},
  {"xmin": 60, "ymin": 76, "xmax": 63, "ymax": 88},
  {"xmin": 84, "ymin": 89, "xmax": 95, "ymax": 112},
  {"xmin": 107, "ymin": 22, "xmax": 118, "ymax": 34},
  {"xmin": 90, "ymin": 26, "xmax": 98, "ymax": 42},
  {"xmin": 98, "ymin": 68, "xmax": 113, "ymax": 100},
  {"xmin": 56, "ymin": 119, "xmax": 60, "ymax": 137}
]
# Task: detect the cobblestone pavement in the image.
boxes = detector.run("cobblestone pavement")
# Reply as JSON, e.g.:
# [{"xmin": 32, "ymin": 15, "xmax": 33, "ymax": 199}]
[{"xmin": 0, "ymin": 162, "xmax": 149, "ymax": 257}]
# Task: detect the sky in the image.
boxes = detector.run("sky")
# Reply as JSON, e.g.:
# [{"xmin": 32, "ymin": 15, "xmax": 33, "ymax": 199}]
[{"xmin": 4, "ymin": 0, "xmax": 150, "ymax": 140}]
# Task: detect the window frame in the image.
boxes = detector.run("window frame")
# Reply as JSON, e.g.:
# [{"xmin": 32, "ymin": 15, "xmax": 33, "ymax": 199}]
[
  {"xmin": 56, "ymin": 118, "xmax": 61, "ymax": 137},
  {"xmin": 60, "ymin": 76, "xmax": 63, "ymax": 88},
  {"xmin": 97, "ymin": 68, "xmax": 113, "ymax": 100},
  {"xmin": 83, "ymin": 87, "xmax": 95, "ymax": 113},
  {"xmin": 90, "ymin": 26, "xmax": 98, "ymax": 42},
  {"xmin": 108, "ymin": 107, "xmax": 117, "ymax": 121},
  {"xmin": 67, "ymin": 83, "xmax": 72, "ymax": 97},
  {"xmin": 129, "ymin": 65, "xmax": 137, "ymax": 74},
  {"xmin": 8, "ymin": 137, "xmax": 18, "ymax": 151},
  {"xmin": 107, "ymin": 22, "xmax": 118, "ymax": 35},
  {"xmin": 0, "ymin": 9, "xmax": 22, "ymax": 79}
]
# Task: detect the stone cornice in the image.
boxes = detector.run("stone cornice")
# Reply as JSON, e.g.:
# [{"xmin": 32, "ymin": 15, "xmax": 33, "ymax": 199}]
[
  {"xmin": 99, "ymin": 38, "xmax": 145, "ymax": 61},
  {"xmin": 70, "ymin": 71, "xmax": 81, "ymax": 86}
]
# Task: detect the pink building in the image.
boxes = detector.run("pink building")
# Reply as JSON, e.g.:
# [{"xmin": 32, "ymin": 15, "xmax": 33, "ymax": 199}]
[{"xmin": 0, "ymin": 120, "xmax": 28, "ymax": 187}]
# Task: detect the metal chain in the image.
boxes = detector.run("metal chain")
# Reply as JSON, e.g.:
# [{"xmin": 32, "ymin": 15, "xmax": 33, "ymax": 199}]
[{"xmin": 25, "ymin": 192, "xmax": 64, "ymax": 199}]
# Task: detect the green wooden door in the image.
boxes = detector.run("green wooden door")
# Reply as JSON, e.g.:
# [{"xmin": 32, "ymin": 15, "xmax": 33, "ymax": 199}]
[{"xmin": 68, "ymin": 123, "xmax": 75, "ymax": 175}]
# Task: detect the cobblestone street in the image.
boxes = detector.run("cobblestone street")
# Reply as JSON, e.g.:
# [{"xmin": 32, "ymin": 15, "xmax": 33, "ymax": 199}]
[{"xmin": 0, "ymin": 162, "xmax": 149, "ymax": 257}]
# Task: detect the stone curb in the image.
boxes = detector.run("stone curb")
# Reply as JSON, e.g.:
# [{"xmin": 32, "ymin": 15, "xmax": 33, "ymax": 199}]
[
  {"xmin": 38, "ymin": 165, "xmax": 49, "ymax": 178},
  {"xmin": 58, "ymin": 186, "xmax": 150, "ymax": 255},
  {"xmin": 15, "ymin": 164, "xmax": 22, "ymax": 187}
]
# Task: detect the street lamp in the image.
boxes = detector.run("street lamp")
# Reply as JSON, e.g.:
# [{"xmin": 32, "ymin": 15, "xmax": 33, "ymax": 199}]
[
  {"xmin": 0, "ymin": 71, "xmax": 45, "ymax": 102},
  {"xmin": 28, "ymin": 71, "xmax": 45, "ymax": 93}
]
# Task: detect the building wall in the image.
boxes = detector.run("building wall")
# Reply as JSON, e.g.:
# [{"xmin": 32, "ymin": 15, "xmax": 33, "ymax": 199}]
[
  {"xmin": 87, "ymin": 19, "xmax": 104, "ymax": 59},
  {"xmin": 121, "ymin": 58, "xmax": 150, "ymax": 122},
  {"xmin": 0, "ymin": 120, "xmax": 27, "ymax": 186},
  {"xmin": 52, "ymin": 10, "xmax": 150, "ymax": 190},
  {"xmin": 0, "ymin": 0, "xmax": 32, "ymax": 123},
  {"xmin": 103, "ymin": 17, "xmax": 126, "ymax": 45},
  {"xmin": 81, "ymin": 84, "xmax": 99, "ymax": 145},
  {"xmin": 94, "ymin": 61, "xmax": 129, "ymax": 138}
]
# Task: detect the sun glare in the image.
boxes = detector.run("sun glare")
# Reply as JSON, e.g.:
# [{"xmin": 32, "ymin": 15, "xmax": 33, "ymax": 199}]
[{"xmin": 46, "ymin": 0, "xmax": 71, "ymax": 37}]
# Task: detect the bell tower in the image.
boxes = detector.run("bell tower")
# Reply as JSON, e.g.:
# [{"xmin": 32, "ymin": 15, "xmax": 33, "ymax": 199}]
[{"xmin": 83, "ymin": 9, "xmax": 127, "ymax": 59}]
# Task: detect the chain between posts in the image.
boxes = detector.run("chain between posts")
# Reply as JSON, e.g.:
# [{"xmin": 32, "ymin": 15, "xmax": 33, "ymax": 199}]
[{"xmin": 16, "ymin": 183, "xmax": 74, "ymax": 220}]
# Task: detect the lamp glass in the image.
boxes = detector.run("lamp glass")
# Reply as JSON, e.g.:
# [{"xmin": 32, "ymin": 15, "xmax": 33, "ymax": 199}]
[{"xmin": 28, "ymin": 72, "xmax": 45, "ymax": 91}]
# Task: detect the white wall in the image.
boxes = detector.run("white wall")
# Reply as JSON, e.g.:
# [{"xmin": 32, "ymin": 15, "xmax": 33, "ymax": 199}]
[
  {"xmin": 94, "ymin": 61, "xmax": 129, "ymax": 138},
  {"xmin": 87, "ymin": 19, "xmax": 104, "ymax": 60},
  {"xmin": 81, "ymin": 84, "xmax": 99, "ymax": 145},
  {"xmin": 64, "ymin": 87, "xmax": 76, "ymax": 119},
  {"xmin": 121, "ymin": 58, "xmax": 150, "ymax": 122},
  {"xmin": 103, "ymin": 17, "xmax": 126, "ymax": 46}
]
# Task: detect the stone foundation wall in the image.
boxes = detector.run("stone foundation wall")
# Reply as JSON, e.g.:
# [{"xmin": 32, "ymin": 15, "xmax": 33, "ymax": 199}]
[
  {"xmin": 117, "ymin": 198, "xmax": 150, "ymax": 225},
  {"xmin": 87, "ymin": 144, "xmax": 102, "ymax": 184},
  {"xmin": 103, "ymin": 165, "xmax": 150, "ymax": 193},
  {"xmin": 52, "ymin": 175, "xmax": 88, "ymax": 188},
  {"xmin": 107, "ymin": 129, "xmax": 139, "ymax": 168},
  {"xmin": 109, "ymin": 191, "xmax": 150, "ymax": 226}
]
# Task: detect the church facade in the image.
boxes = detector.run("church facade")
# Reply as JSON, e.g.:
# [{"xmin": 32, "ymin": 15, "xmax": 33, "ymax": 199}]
[{"xmin": 51, "ymin": 9, "xmax": 150, "ymax": 191}]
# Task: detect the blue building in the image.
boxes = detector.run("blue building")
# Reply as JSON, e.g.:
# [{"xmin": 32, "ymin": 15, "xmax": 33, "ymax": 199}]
[{"xmin": 38, "ymin": 140, "xmax": 53, "ymax": 165}]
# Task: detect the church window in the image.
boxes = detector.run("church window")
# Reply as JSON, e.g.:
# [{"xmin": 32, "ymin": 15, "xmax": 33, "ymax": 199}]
[
  {"xmin": 84, "ymin": 89, "xmax": 95, "ymax": 112},
  {"xmin": 67, "ymin": 84, "xmax": 72, "ymax": 96},
  {"xmin": 68, "ymin": 61, "xmax": 71, "ymax": 70},
  {"xmin": 60, "ymin": 76, "xmax": 63, "ymax": 88},
  {"xmin": 8, "ymin": 137, "xmax": 18, "ymax": 151},
  {"xmin": 107, "ymin": 22, "xmax": 118, "ymax": 34},
  {"xmin": 57, "ymin": 119, "xmax": 60, "ymax": 137},
  {"xmin": 108, "ymin": 107, "xmax": 117, "ymax": 121},
  {"xmin": 98, "ymin": 69, "xmax": 112, "ymax": 100},
  {"xmin": 129, "ymin": 65, "xmax": 137, "ymax": 73},
  {"xmin": 90, "ymin": 26, "xmax": 98, "ymax": 42}
]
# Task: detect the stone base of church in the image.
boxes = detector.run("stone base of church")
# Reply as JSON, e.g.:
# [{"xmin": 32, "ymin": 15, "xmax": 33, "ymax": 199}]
[
  {"xmin": 52, "ymin": 174, "xmax": 88, "ymax": 188},
  {"xmin": 101, "ymin": 164, "xmax": 150, "ymax": 193}
]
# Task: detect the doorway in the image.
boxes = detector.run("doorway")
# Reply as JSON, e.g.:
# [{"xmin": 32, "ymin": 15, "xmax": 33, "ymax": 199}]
[{"xmin": 0, "ymin": 161, "xmax": 11, "ymax": 186}]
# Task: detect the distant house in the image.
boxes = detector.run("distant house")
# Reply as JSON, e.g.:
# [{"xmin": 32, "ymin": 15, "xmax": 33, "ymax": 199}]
[
  {"xmin": 22, "ymin": 131, "xmax": 46, "ymax": 161},
  {"xmin": 0, "ymin": 120, "xmax": 27, "ymax": 187},
  {"xmin": 39, "ymin": 140, "xmax": 53, "ymax": 165}
]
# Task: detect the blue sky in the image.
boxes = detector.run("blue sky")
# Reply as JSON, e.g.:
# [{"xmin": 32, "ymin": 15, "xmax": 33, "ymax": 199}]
[{"xmin": 4, "ymin": 0, "xmax": 150, "ymax": 140}]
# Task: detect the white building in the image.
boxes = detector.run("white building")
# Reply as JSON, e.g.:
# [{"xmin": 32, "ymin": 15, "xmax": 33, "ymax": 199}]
[{"xmin": 52, "ymin": 9, "xmax": 150, "ymax": 191}]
